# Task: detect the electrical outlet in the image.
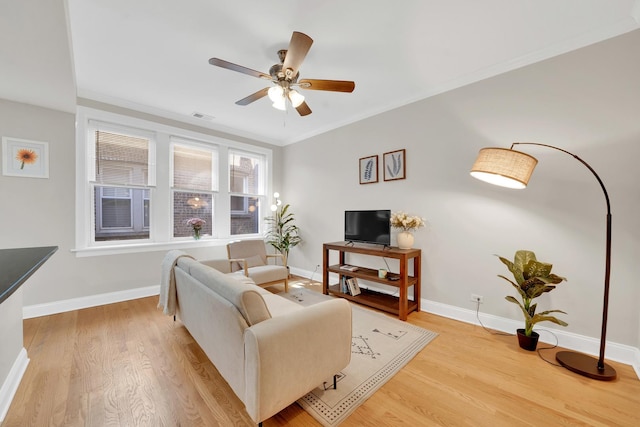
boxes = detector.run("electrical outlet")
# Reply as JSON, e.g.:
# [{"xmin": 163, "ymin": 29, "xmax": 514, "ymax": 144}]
[{"xmin": 471, "ymin": 294, "xmax": 484, "ymax": 304}]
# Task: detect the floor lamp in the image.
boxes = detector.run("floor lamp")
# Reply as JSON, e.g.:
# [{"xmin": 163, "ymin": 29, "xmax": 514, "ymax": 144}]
[{"xmin": 470, "ymin": 142, "xmax": 616, "ymax": 381}]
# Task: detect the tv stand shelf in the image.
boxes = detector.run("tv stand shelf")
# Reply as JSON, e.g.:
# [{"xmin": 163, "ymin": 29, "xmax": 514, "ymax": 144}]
[{"xmin": 323, "ymin": 242, "xmax": 421, "ymax": 320}]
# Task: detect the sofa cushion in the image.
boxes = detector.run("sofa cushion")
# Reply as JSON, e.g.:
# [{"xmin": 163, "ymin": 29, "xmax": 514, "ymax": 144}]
[
  {"xmin": 187, "ymin": 259, "xmax": 272, "ymax": 326},
  {"xmin": 227, "ymin": 271, "xmax": 258, "ymax": 286},
  {"xmin": 231, "ymin": 254, "xmax": 265, "ymax": 271},
  {"xmin": 246, "ymin": 265, "xmax": 288, "ymax": 284},
  {"xmin": 261, "ymin": 293, "xmax": 303, "ymax": 317},
  {"xmin": 245, "ymin": 254, "xmax": 265, "ymax": 268}
]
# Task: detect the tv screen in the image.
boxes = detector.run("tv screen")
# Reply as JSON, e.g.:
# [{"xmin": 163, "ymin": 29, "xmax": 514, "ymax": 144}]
[{"xmin": 344, "ymin": 210, "xmax": 391, "ymax": 246}]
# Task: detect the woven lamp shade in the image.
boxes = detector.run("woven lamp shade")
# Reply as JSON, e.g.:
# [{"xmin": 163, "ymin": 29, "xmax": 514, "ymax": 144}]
[{"xmin": 470, "ymin": 147, "xmax": 538, "ymax": 189}]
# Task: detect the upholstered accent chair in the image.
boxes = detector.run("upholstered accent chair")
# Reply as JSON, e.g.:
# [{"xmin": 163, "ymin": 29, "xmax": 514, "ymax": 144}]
[{"xmin": 226, "ymin": 239, "xmax": 289, "ymax": 292}]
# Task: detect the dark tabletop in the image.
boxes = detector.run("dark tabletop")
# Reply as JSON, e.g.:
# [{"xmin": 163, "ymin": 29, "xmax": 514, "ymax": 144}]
[{"xmin": 0, "ymin": 246, "xmax": 58, "ymax": 304}]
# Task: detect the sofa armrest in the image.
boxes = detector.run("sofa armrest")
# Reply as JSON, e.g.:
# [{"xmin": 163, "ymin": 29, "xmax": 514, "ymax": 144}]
[{"xmin": 243, "ymin": 298, "xmax": 352, "ymax": 423}]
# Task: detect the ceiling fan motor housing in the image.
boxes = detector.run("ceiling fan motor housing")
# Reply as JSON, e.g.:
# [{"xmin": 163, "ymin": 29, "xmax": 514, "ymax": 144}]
[{"xmin": 269, "ymin": 61, "xmax": 298, "ymax": 83}]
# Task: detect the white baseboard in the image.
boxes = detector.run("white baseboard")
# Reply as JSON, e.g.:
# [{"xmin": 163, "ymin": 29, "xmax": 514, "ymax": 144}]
[
  {"xmin": 0, "ymin": 348, "xmax": 29, "ymax": 423},
  {"xmin": 23, "ymin": 285, "xmax": 160, "ymax": 319},
  {"xmin": 423, "ymin": 299, "xmax": 639, "ymax": 371},
  {"xmin": 294, "ymin": 266, "xmax": 640, "ymax": 378}
]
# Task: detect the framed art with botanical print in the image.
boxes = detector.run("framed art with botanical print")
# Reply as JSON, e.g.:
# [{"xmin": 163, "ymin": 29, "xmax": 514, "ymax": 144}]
[
  {"xmin": 2, "ymin": 136, "xmax": 49, "ymax": 178},
  {"xmin": 359, "ymin": 154, "xmax": 378, "ymax": 184},
  {"xmin": 383, "ymin": 149, "xmax": 406, "ymax": 181}
]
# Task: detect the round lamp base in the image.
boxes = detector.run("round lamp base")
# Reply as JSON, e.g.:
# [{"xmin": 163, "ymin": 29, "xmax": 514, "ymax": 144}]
[{"xmin": 556, "ymin": 351, "xmax": 616, "ymax": 381}]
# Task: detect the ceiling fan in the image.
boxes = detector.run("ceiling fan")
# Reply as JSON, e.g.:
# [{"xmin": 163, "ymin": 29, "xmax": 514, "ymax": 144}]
[{"xmin": 209, "ymin": 31, "xmax": 355, "ymax": 116}]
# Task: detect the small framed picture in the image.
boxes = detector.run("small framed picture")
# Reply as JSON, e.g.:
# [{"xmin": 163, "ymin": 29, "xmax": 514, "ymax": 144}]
[
  {"xmin": 359, "ymin": 155, "xmax": 378, "ymax": 184},
  {"xmin": 347, "ymin": 278, "xmax": 361, "ymax": 296},
  {"xmin": 383, "ymin": 149, "xmax": 406, "ymax": 181},
  {"xmin": 2, "ymin": 137, "xmax": 49, "ymax": 179}
]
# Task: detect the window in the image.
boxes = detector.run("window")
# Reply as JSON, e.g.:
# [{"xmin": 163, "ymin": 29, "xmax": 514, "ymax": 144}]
[
  {"xmin": 90, "ymin": 127, "xmax": 154, "ymax": 242},
  {"xmin": 172, "ymin": 140, "xmax": 218, "ymax": 238},
  {"xmin": 229, "ymin": 150, "xmax": 265, "ymax": 235},
  {"xmin": 75, "ymin": 107, "xmax": 273, "ymax": 255}
]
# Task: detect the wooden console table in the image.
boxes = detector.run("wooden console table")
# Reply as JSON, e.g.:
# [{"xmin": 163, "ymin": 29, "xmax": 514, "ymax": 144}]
[{"xmin": 322, "ymin": 241, "xmax": 421, "ymax": 320}]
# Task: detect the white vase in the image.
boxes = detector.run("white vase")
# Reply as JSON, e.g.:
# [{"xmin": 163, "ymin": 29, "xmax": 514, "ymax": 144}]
[{"xmin": 397, "ymin": 231, "xmax": 414, "ymax": 249}]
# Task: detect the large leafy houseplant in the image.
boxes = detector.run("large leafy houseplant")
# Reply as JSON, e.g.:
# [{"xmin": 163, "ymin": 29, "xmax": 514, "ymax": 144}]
[
  {"xmin": 264, "ymin": 203, "xmax": 301, "ymax": 266},
  {"xmin": 497, "ymin": 250, "xmax": 568, "ymax": 339}
]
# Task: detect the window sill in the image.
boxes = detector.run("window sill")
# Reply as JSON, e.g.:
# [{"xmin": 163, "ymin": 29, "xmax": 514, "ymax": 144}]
[{"xmin": 71, "ymin": 238, "xmax": 235, "ymax": 257}]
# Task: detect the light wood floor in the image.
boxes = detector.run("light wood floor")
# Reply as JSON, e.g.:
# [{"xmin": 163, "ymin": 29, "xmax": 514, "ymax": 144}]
[{"xmin": 4, "ymin": 278, "xmax": 640, "ymax": 426}]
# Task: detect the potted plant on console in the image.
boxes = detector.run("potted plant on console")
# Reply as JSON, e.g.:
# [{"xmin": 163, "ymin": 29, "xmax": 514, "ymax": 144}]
[
  {"xmin": 497, "ymin": 250, "xmax": 568, "ymax": 351},
  {"xmin": 390, "ymin": 211, "xmax": 425, "ymax": 249}
]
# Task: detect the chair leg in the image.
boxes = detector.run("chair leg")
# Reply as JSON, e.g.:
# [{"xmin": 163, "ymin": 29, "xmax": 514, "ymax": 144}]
[{"xmin": 284, "ymin": 277, "xmax": 289, "ymax": 293}]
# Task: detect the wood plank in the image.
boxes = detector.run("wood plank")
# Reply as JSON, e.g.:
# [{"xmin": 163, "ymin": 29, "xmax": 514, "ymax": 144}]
[{"xmin": 3, "ymin": 277, "xmax": 640, "ymax": 426}]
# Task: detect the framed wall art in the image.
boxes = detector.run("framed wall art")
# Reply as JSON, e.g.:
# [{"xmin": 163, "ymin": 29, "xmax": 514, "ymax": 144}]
[
  {"xmin": 359, "ymin": 154, "xmax": 378, "ymax": 184},
  {"xmin": 383, "ymin": 149, "xmax": 406, "ymax": 181},
  {"xmin": 2, "ymin": 137, "xmax": 49, "ymax": 179}
]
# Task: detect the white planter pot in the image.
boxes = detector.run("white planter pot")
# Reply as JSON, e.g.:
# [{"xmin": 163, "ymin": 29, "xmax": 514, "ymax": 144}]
[{"xmin": 397, "ymin": 231, "xmax": 414, "ymax": 249}]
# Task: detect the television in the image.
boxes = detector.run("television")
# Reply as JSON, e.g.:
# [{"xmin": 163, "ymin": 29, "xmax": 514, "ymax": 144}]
[{"xmin": 344, "ymin": 210, "xmax": 391, "ymax": 246}]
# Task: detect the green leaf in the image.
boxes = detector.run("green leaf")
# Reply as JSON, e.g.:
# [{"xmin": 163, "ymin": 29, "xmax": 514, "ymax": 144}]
[
  {"xmin": 530, "ymin": 314, "xmax": 568, "ymax": 328},
  {"xmin": 497, "ymin": 256, "xmax": 524, "ymax": 285},
  {"xmin": 523, "ymin": 260, "xmax": 551, "ymax": 280},
  {"xmin": 499, "ymin": 275, "xmax": 527, "ymax": 299},
  {"xmin": 521, "ymin": 280, "xmax": 556, "ymax": 299}
]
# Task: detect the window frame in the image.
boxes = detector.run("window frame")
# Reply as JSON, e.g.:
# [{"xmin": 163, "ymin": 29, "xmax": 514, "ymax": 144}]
[
  {"xmin": 170, "ymin": 137, "xmax": 218, "ymax": 239},
  {"xmin": 228, "ymin": 149, "xmax": 267, "ymax": 236},
  {"xmin": 74, "ymin": 106, "xmax": 273, "ymax": 257}
]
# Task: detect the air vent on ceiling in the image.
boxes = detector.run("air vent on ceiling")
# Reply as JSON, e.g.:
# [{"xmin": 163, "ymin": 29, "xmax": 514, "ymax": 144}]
[{"xmin": 191, "ymin": 112, "xmax": 215, "ymax": 121}]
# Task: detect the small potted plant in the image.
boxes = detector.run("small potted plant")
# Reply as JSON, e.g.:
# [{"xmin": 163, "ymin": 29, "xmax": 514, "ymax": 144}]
[
  {"xmin": 390, "ymin": 211, "xmax": 425, "ymax": 249},
  {"xmin": 497, "ymin": 250, "xmax": 568, "ymax": 351}
]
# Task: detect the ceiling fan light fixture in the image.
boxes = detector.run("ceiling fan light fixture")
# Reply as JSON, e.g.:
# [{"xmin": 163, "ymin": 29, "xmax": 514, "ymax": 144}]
[
  {"xmin": 267, "ymin": 85, "xmax": 284, "ymax": 102},
  {"xmin": 272, "ymin": 96, "xmax": 286, "ymax": 110},
  {"xmin": 288, "ymin": 89, "xmax": 305, "ymax": 108}
]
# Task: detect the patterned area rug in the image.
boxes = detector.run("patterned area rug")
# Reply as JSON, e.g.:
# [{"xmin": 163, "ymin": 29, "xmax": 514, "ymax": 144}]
[{"xmin": 278, "ymin": 288, "xmax": 438, "ymax": 426}]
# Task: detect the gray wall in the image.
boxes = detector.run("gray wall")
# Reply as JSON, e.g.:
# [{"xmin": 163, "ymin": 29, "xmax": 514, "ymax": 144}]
[
  {"xmin": 0, "ymin": 98, "xmax": 283, "ymax": 307},
  {"xmin": 283, "ymin": 30, "xmax": 640, "ymax": 348}
]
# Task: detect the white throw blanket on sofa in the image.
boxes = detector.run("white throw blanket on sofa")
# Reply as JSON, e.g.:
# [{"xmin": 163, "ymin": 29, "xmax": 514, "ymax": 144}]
[{"xmin": 158, "ymin": 250, "xmax": 195, "ymax": 315}]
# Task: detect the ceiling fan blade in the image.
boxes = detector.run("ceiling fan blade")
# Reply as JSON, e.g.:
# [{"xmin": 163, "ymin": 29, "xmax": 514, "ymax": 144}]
[
  {"xmin": 282, "ymin": 31, "xmax": 313, "ymax": 77},
  {"xmin": 295, "ymin": 101, "xmax": 312, "ymax": 116},
  {"xmin": 235, "ymin": 88, "xmax": 270, "ymax": 106},
  {"xmin": 209, "ymin": 58, "xmax": 271, "ymax": 80},
  {"xmin": 298, "ymin": 79, "xmax": 355, "ymax": 93}
]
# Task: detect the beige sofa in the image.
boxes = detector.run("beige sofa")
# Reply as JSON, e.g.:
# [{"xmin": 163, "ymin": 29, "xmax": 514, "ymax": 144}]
[{"xmin": 167, "ymin": 252, "xmax": 352, "ymax": 425}]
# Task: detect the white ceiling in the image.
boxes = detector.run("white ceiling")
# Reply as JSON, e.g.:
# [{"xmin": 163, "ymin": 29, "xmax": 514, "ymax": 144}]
[{"xmin": 2, "ymin": 1, "xmax": 639, "ymax": 146}]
